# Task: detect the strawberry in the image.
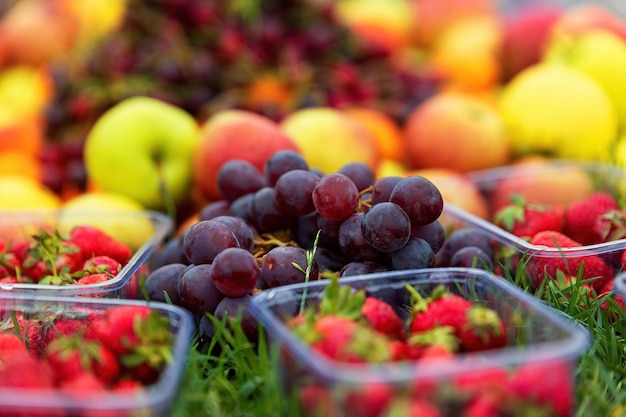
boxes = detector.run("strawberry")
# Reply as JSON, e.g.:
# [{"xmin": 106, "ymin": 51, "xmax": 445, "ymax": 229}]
[
  {"xmin": 360, "ymin": 296, "xmax": 405, "ymax": 340},
  {"xmin": 494, "ymin": 194, "xmax": 564, "ymax": 239},
  {"xmin": 69, "ymin": 225, "xmax": 133, "ymax": 265},
  {"xmin": 564, "ymin": 191, "xmax": 620, "ymax": 245},
  {"xmin": 591, "ymin": 209, "xmax": 626, "ymax": 243},
  {"xmin": 458, "ymin": 306, "xmax": 507, "ymax": 352},
  {"xmin": 344, "ymin": 382, "xmax": 394, "ymax": 417},
  {"xmin": 0, "ymin": 351, "xmax": 54, "ymax": 389},
  {"xmin": 76, "ymin": 273, "xmax": 111, "ymax": 285},
  {"xmin": 298, "ymin": 384, "xmax": 341, "ymax": 417},
  {"xmin": 21, "ymin": 230, "xmax": 84, "ymax": 284},
  {"xmin": 82, "ymin": 255, "xmax": 122, "ymax": 276},
  {"xmin": 0, "ymin": 333, "xmax": 27, "ymax": 361},
  {"xmin": 90, "ymin": 305, "xmax": 153, "ymax": 355},
  {"xmin": 462, "ymin": 394, "xmax": 501, "ymax": 417},
  {"xmin": 527, "ymin": 230, "xmax": 615, "ymax": 290},
  {"xmin": 389, "ymin": 340, "xmax": 423, "ymax": 361},
  {"xmin": 408, "ymin": 289, "xmax": 472, "ymax": 336},
  {"xmin": 507, "ymin": 361, "xmax": 573, "ymax": 417},
  {"xmin": 454, "ymin": 366, "xmax": 509, "ymax": 399},
  {"xmin": 385, "ymin": 398, "xmax": 443, "ymax": 417}
]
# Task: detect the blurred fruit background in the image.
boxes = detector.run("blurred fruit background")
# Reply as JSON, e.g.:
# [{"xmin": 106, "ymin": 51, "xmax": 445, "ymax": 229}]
[{"xmin": 1, "ymin": 0, "xmax": 626, "ymax": 225}]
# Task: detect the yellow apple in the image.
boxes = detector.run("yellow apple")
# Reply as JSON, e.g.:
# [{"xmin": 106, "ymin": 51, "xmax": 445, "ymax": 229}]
[
  {"xmin": 280, "ymin": 107, "xmax": 380, "ymax": 174},
  {"xmin": 0, "ymin": 175, "xmax": 60, "ymax": 210},
  {"xmin": 498, "ymin": 62, "xmax": 618, "ymax": 160},
  {"xmin": 543, "ymin": 29, "xmax": 626, "ymax": 126},
  {"xmin": 58, "ymin": 191, "xmax": 171, "ymax": 251},
  {"xmin": 403, "ymin": 91, "xmax": 511, "ymax": 172}
]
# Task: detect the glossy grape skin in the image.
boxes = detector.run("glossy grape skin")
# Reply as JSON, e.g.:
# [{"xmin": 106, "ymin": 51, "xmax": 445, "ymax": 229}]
[
  {"xmin": 183, "ymin": 220, "xmax": 240, "ymax": 264},
  {"xmin": 371, "ymin": 176, "xmax": 402, "ymax": 205},
  {"xmin": 150, "ymin": 237, "xmax": 190, "ymax": 270},
  {"xmin": 217, "ymin": 159, "xmax": 268, "ymax": 203},
  {"xmin": 450, "ymin": 246, "xmax": 494, "ymax": 271},
  {"xmin": 338, "ymin": 162, "xmax": 375, "ymax": 192},
  {"xmin": 264, "ymin": 150, "xmax": 309, "ymax": 186},
  {"xmin": 390, "ymin": 176, "xmax": 443, "ymax": 226},
  {"xmin": 144, "ymin": 263, "xmax": 185, "ymax": 304},
  {"xmin": 339, "ymin": 261, "xmax": 388, "ymax": 277},
  {"xmin": 274, "ymin": 169, "xmax": 319, "ymax": 216},
  {"xmin": 229, "ymin": 193, "xmax": 255, "ymax": 223},
  {"xmin": 361, "ymin": 202, "xmax": 411, "ymax": 252},
  {"xmin": 260, "ymin": 246, "xmax": 319, "ymax": 288},
  {"xmin": 411, "ymin": 220, "xmax": 446, "ymax": 254},
  {"xmin": 437, "ymin": 228, "xmax": 494, "ymax": 267},
  {"xmin": 386, "ymin": 238, "xmax": 435, "ymax": 270},
  {"xmin": 338, "ymin": 213, "xmax": 383, "ymax": 262},
  {"xmin": 199, "ymin": 200, "xmax": 230, "ymax": 221},
  {"xmin": 211, "ymin": 215, "xmax": 256, "ymax": 252},
  {"xmin": 211, "ymin": 247, "xmax": 260, "ymax": 297},
  {"xmin": 312, "ymin": 173, "xmax": 359, "ymax": 221},
  {"xmin": 177, "ymin": 263, "xmax": 225, "ymax": 316},
  {"xmin": 214, "ymin": 295, "xmax": 259, "ymax": 342},
  {"xmin": 316, "ymin": 214, "xmax": 342, "ymax": 251},
  {"xmin": 251, "ymin": 187, "xmax": 294, "ymax": 232}
]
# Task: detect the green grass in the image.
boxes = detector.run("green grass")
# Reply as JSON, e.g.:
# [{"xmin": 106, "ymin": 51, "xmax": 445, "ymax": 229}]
[{"xmin": 169, "ymin": 272, "xmax": 626, "ymax": 417}]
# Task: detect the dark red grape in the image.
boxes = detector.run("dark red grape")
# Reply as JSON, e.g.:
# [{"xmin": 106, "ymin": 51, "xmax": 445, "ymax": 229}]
[
  {"xmin": 386, "ymin": 238, "xmax": 435, "ymax": 270},
  {"xmin": 274, "ymin": 169, "xmax": 319, "ymax": 216},
  {"xmin": 339, "ymin": 261, "xmax": 388, "ymax": 277},
  {"xmin": 411, "ymin": 220, "xmax": 446, "ymax": 254},
  {"xmin": 144, "ymin": 263, "xmax": 186, "ymax": 304},
  {"xmin": 292, "ymin": 212, "xmax": 320, "ymax": 250},
  {"xmin": 390, "ymin": 176, "xmax": 443, "ymax": 226},
  {"xmin": 211, "ymin": 215, "xmax": 256, "ymax": 252},
  {"xmin": 177, "ymin": 263, "xmax": 225, "ymax": 316},
  {"xmin": 229, "ymin": 193, "xmax": 255, "ymax": 223},
  {"xmin": 251, "ymin": 187, "xmax": 294, "ymax": 232},
  {"xmin": 260, "ymin": 246, "xmax": 319, "ymax": 288},
  {"xmin": 264, "ymin": 150, "xmax": 309, "ymax": 186},
  {"xmin": 371, "ymin": 176, "xmax": 402, "ymax": 205},
  {"xmin": 450, "ymin": 246, "xmax": 494, "ymax": 271},
  {"xmin": 199, "ymin": 200, "xmax": 231, "ymax": 220},
  {"xmin": 437, "ymin": 228, "xmax": 494, "ymax": 267},
  {"xmin": 217, "ymin": 159, "xmax": 268, "ymax": 203},
  {"xmin": 211, "ymin": 247, "xmax": 260, "ymax": 297},
  {"xmin": 150, "ymin": 236, "xmax": 190, "ymax": 269},
  {"xmin": 338, "ymin": 162, "xmax": 375, "ymax": 192},
  {"xmin": 338, "ymin": 213, "xmax": 383, "ymax": 262},
  {"xmin": 314, "ymin": 246, "xmax": 350, "ymax": 274},
  {"xmin": 315, "ymin": 215, "xmax": 342, "ymax": 251},
  {"xmin": 183, "ymin": 220, "xmax": 240, "ymax": 264},
  {"xmin": 361, "ymin": 202, "xmax": 411, "ymax": 252},
  {"xmin": 312, "ymin": 173, "xmax": 359, "ymax": 221},
  {"xmin": 214, "ymin": 295, "xmax": 259, "ymax": 341}
]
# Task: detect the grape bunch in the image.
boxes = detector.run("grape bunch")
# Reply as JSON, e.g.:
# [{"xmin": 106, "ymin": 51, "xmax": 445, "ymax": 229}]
[{"xmin": 142, "ymin": 150, "xmax": 447, "ymax": 340}]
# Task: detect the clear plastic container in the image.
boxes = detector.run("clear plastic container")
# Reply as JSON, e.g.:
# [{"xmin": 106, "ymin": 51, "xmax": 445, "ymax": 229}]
[
  {"xmin": 0, "ymin": 293, "xmax": 194, "ymax": 417},
  {"xmin": 250, "ymin": 267, "xmax": 591, "ymax": 417},
  {"xmin": 439, "ymin": 160, "xmax": 626, "ymax": 289},
  {"xmin": 0, "ymin": 209, "xmax": 172, "ymax": 297}
]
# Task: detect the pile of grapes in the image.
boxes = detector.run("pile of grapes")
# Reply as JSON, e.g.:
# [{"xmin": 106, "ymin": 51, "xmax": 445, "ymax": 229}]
[{"xmin": 143, "ymin": 150, "xmax": 452, "ymax": 340}]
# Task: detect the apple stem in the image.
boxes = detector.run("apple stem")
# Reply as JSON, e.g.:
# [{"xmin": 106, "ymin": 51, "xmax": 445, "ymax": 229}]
[{"xmin": 157, "ymin": 165, "xmax": 177, "ymax": 224}]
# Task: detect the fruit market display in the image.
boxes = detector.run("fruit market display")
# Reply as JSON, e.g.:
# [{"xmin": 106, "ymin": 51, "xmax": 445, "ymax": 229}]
[{"xmin": 0, "ymin": 0, "xmax": 626, "ymax": 416}]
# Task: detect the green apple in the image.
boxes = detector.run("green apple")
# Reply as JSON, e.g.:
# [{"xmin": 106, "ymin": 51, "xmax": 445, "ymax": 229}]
[
  {"xmin": 84, "ymin": 96, "xmax": 201, "ymax": 211},
  {"xmin": 498, "ymin": 62, "xmax": 618, "ymax": 161},
  {"xmin": 543, "ymin": 29, "xmax": 626, "ymax": 126},
  {"xmin": 58, "ymin": 191, "xmax": 170, "ymax": 251}
]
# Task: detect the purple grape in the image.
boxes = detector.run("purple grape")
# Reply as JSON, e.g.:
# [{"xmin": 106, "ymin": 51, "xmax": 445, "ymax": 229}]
[
  {"xmin": 177, "ymin": 263, "xmax": 225, "ymax": 316},
  {"xmin": 411, "ymin": 220, "xmax": 446, "ymax": 254},
  {"xmin": 312, "ymin": 173, "xmax": 359, "ymax": 221},
  {"xmin": 338, "ymin": 162, "xmax": 375, "ymax": 192},
  {"xmin": 437, "ymin": 228, "xmax": 493, "ymax": 267},
  {"xmin": 251, "ymin": 187, "xmax": 294, "ymax": 232},
  {"xmin": 214, "ymin": 295, "xmax": 259, "ymax": 341},
  {"xmin": 450, "ymin": 246, "xmax": 494, "ymax": 271},
  {"xmin": 386, "ymin": 238, "xmax": 435, "ymax": 270},
  {"xmin": 183, "ymin": 220, "xmax": 240, "ymax": 264},
  {"xmin": 274, "ymin": 169, "xmax": 319, "ymax": 216},
  {"xmin": 264, "ymin": 150, "xmax": 309, "ymax": 186},
  {"xmin": 211, "ymin": 215, "xmax": 256, "ymax": 252},
  {"xmin": 316, "ymin": 214, "xmax": 342, "ymax": 251},
  {"xmin": 338, "ymin": 213, "xmax": 383, "ymax": 262},
  {"xmin": 217, "ymin": 159, "xmax": 268, "ymax": 203},
  {"xmin": 360, "ymin": 202, "xmax": 411, "ymax": 252},
  {"xmin": 199, "ymin": 200, "xmax": 230, "ymax": 220},
  {"xmin": 390, "ymin": 176, "xmax": 443, "ymax": 226},
  {"xmin": 211, "ymin": 247, "xmax": 260, "ymax": 297},
  {"xmin": 292, "ymin": 212, "xmax": 320, "ymax": 250},
  {"xmin": 371, "ymin": 176, "xmax": 402, "ymax": 205},
  {"xmin": 150, "ymin": 236, "xmax": 190, "ymax": 269},
  {"xmin": 339, "ymin": 261, "xmax": 388, "ymax": 277},
  {"xmin": 260, "ymin": 246, "xmax": 319, "ymax": 288},
  {"xmin": 144, "ymin": 263, "xmax": 185, "ymax": 304},
  {"xmin": 229, "ymin": 193, "xmax": 255, "ymax": 223}
]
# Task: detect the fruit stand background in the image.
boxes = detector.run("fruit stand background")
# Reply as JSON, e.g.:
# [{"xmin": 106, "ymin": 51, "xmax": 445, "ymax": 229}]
[{"xmin": 1, "ymin": 0, "xmax": 626, "ymax": 416}]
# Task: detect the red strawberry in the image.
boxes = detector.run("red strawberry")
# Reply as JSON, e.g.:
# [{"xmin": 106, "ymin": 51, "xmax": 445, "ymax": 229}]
[
  {"xmin": 70, "ymin": 225, "xmax": 133, "ymax": 265},
  {"xmin": 458, "ymin": 306, "xmax": 507, "ymax": 352},
  {"xmin": 360, "ymin": 297, "xmax": 405, "ymax": 340},
  {"xmin": 298, "ymin": 384, "xmax": 340, "ymax": 417},
  {"xmin": 494, "ymin": 194, "xmax": 564, "ymax": 239},
  {"xmin": 507, "ymin": 361, "xmax": 573, "ymax": 417},
  {"xmin": 82, "ymin": 255, "xmax": 122, "ymax": 276},
  {"xmin": 389, "ymin": 340, "xmax": 423, "ymax": 361},
  {"xmin": 564, "ymin": 191, "xmax": 620, "ymax": 244},
  {"xmin": 462, "ymin": 394, "xmax": 501, "ymax": 417},
  {"xmin": 76, "ymin": 273, "xmax": 111, "ymax": 285},
  {"xmin": 0, "ymin": 351, "xmax": 54, "ymax": 389},
  {"xmin": 387, "ymin": 398, "xmax": 443, "ymax": 417},
  {"xmin": 591, "ymin": 209, "xmax": 626, "ymax": 243},
  {"xmin": 344, "ymin": 382, "xmax": 395, "ymax": 417},
  {"xmin": 528, "ymin": 230, "xmax": 615, "ymax": 291},
  {"xmin": 408, "ymin": 291, "xmax": 472, "ymax": 336},
  {"xmin": 0, "ymin": 333, "xmax": 27, "ymax": 361}
]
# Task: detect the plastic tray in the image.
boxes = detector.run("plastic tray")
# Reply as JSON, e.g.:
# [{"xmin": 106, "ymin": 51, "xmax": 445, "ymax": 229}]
[
  {"xmin": 0, "ymin": 293, "xmax": 194, "ymax": 417},
  {"xmin": 440, "ymin": 160, "xmax": 626, "ymax": 289},
  {"xmin": 250, "ymin": 267, "xmax": 590, "ymax": 417},
  {"xmin": 0, "ymin": 209, "xmax": 172, "ymax": 297}
]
